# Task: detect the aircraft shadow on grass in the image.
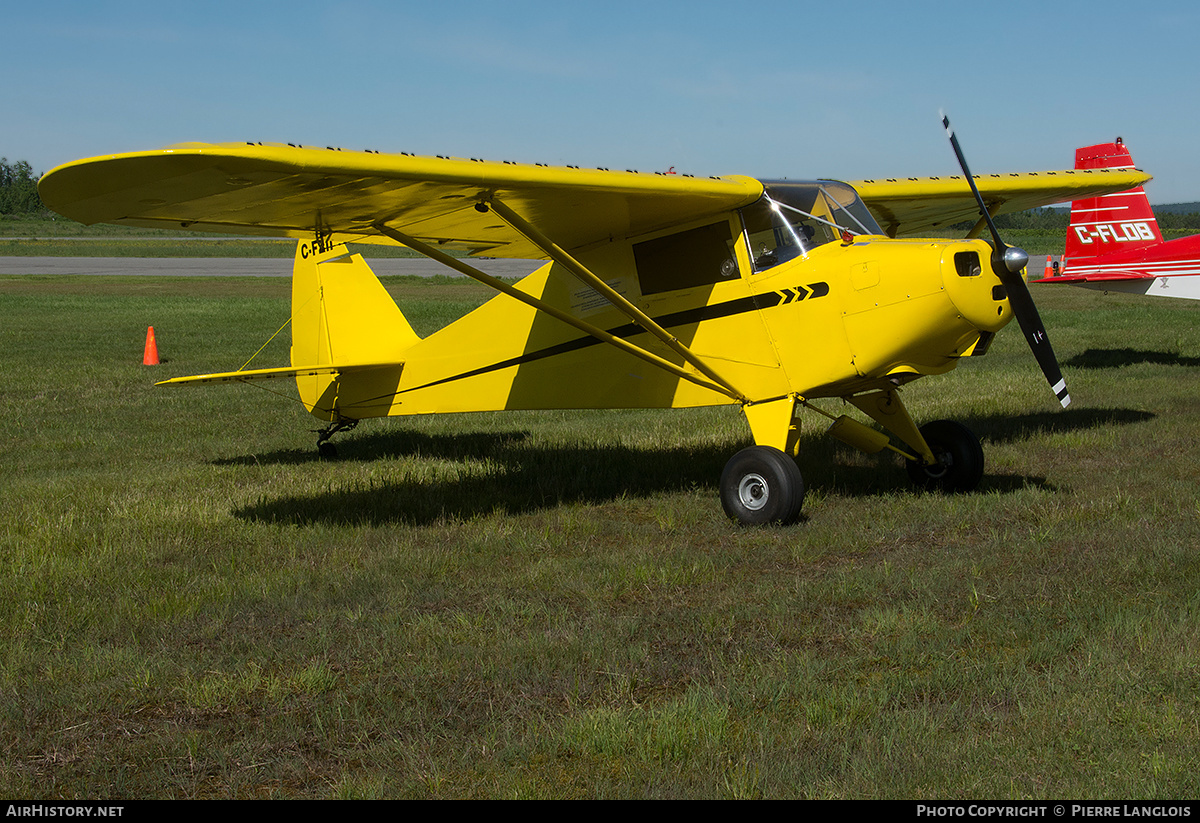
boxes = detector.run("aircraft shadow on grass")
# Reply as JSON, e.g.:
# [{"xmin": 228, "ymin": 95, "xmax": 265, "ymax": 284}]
[
  {"xmin": 227, "ymin": 406, "xmax": 1153, "ymax": 527},
  {"xmin": 1063, "ymin": 348, "xmax": 1200, "ymax": 370}
]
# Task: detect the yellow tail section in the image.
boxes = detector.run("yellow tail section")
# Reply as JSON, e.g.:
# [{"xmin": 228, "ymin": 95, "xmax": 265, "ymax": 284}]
[{"xmin": 291, "ymin": 242, "xmax": 419, "ymax": 421}]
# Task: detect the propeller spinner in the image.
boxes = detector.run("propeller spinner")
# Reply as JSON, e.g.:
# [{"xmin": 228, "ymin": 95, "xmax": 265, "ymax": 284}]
[{"xmin": 941, "ymin": 113, "xmax": 1071, "ymax": 408}]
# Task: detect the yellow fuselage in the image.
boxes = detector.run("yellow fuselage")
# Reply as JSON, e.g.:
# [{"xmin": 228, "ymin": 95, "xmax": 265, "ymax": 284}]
[{"xmin": 292, "ymin": 231, "xmax": 1011, "ymax": 424}]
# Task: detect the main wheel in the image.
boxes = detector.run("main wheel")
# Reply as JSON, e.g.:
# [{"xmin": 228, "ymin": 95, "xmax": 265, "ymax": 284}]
[
  {"xmin": 905, "ymin": 419, "xmax": 984, "ymax": 493},
  {"xmin": 720, "ymin": 446, "xmax": 805, "ymax": 526}
]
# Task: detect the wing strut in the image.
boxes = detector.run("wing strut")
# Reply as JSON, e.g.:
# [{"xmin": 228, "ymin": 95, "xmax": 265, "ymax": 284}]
[
  {"xmin": 481, "ymin": 195, "xmax": 749, "ymax": 403},
  {"xmin": 373, "ymin": 223, "xmax": 746, "ymax": 403},
  {"xmin": 966, "ymin": 204, "xmax": 1000, "ymax": 240}
]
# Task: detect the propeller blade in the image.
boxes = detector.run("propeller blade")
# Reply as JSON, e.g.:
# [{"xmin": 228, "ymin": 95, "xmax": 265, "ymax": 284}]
[
  {"xmin": 941, "ymin": 113, "xmax": 1071, "ymax": 408},
  {"xmin": 1005, "ymin": 270, "xmax": 1072, "ymax": 408}
]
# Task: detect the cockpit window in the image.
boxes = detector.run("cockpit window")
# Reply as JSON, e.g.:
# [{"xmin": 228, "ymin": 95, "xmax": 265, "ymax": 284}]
[{"xmin": 740, "ymin": 181, "xmax": 882, "ymax": 273}]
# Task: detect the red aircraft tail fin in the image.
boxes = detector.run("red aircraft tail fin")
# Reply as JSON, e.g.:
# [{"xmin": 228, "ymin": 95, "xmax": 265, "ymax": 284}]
[{"xmin": 1064, "ymin": 139, "xmax": 1161, "ymax": 267}]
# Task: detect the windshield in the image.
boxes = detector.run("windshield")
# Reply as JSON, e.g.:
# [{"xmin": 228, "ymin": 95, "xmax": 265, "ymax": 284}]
[{"xmin": 741, "ymin": 181, "xmax": 882, "ymax": 272}]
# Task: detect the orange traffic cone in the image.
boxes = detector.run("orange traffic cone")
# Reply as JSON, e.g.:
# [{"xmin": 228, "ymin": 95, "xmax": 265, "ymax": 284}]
[
  {"xmin": 143, "ymin": 326, "xmax": 160, "ymax": 365},
  {"xmin": 1043, "ymin": 255, "xmax": 1054, "ymax": 279}
]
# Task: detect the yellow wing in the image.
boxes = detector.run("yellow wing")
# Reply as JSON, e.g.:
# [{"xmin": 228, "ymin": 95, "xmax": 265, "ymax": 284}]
[
  {"xmin": 38, "ymin": 142, "xmax": 764, "ymax": 258},
  {"xmin": 850, "ymin": 168, "xmax": 1152, "ymax": 237},
  {"xmin": 40, "ymin": 141, "xmax": 1154, "ymax": 249}
]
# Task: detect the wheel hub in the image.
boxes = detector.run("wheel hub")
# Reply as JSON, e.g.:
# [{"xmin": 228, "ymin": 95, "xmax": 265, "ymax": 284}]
[
  {"xmin": 923, "ymin": 450, "xmax": 953, "ymax": 479},
  {"xmin": 737, "ymin": 473, "xmax": 770, "ymax": 511}
]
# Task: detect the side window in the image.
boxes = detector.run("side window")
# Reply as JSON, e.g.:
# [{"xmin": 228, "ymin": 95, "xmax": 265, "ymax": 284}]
[
  {"xmin": 633, "ymin": 221, "xmax": 738, "ymax": 295},
  {"xmin": 741, "ymin": 199, "xmax": 808, "ymax": 272},
  {"xmin": 740, "ymin": 182, "xmax": 880, "ymax": 273},
  {"xmin": 741, "ymin": 196, "xmax": 838, "ymax": 273}
]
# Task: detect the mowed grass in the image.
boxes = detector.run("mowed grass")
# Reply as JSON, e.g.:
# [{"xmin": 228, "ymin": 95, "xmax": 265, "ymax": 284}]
[{"xmin": 2, "ymin": 273, "xmax": 1200, "ymax": 799}]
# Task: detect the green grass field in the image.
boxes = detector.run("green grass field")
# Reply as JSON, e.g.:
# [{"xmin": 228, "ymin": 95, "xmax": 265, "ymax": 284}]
[{"xmin": 2, "ymin": 265, "xmax": 1200, "ymax": 798}]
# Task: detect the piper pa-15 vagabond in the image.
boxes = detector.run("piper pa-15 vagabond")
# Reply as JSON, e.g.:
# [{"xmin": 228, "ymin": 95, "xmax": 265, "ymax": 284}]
[
  {"xmin": 37, "ymin": 117, "xmax": 1149, "ymax": 524},
  {"xmin": 1040, "ymin": 138, "xmax": 1200, "ymax": 300}
]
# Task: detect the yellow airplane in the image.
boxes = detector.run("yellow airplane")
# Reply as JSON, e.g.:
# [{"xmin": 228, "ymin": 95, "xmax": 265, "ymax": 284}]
[{"xmin": 37, "ymin": 117, "xmax": 1148, "ymax": 524}]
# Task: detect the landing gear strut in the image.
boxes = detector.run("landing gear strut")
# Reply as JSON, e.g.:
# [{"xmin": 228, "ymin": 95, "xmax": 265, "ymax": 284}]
[{"xmin": 315, "ymin": 418, "xmax": 357, "ymax": 459}]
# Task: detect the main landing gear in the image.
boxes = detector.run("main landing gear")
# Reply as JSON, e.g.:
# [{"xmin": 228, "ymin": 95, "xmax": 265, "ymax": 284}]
[
  {"xmin": 904, "ymin": 419, "xmax": 984, "ymax": 493},
  {"xmin": 719, "ymin": 445, "xmax": 806, "ymax": 526},
  {"xmin": 718, "ymin": 415, "xmax": 984, "ymax": 527}
]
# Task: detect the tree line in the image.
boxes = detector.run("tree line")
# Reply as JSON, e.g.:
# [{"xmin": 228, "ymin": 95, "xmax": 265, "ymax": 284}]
[
  {"xmin": 992, "ymin": 206, "xmax": 1200, "ymax": 231},
  {"xmin": 0, "ymin": 158, "xmax": 45, "ymax": 215}
]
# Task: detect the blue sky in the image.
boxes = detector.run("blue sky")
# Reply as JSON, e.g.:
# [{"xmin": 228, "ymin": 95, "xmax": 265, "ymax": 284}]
[{"xmin": 6, "ymin": 0, "xmax": 1200, "ymax": 202}]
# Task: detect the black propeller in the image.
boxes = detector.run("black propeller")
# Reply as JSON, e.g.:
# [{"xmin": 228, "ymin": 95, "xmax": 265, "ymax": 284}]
[{"xmin": 941, "ymin": 112, "xmax": 1071, "ymax": 408}]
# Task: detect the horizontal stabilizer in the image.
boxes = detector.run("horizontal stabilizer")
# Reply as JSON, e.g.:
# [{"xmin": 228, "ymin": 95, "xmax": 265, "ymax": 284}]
[
  {"xmin": 1039, "ymin": 270, "xmax": 1151, "ymax": 284},
  {"xmin": 156, "ymin": 362, "xmax": 403, "ymax": 387}
]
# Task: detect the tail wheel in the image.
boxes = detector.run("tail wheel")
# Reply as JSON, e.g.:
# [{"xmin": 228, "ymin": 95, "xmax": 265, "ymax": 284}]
[
  {"xmin": 720, "ymin": 446, "xmax": 805, "ymax": 526},
  {"xmin": 905, "ymin": 419, "xmax": 984, "ymax": 493}
]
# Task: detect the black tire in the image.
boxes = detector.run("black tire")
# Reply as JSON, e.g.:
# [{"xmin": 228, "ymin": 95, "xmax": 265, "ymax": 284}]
[
  {"xmin": 720, "ymin": 446, "xmax": 805, "ymax": 526},
  {"xmin": 905, "ymin": 419, "xmax": 984, "ymax": 493},
  {"xmin": 318, "ymin": 441, "xmax": 339, "ymax": 460}
]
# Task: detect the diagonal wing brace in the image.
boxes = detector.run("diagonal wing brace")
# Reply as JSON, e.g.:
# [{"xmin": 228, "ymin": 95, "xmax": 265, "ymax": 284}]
[
  {"xmin": 373, "ymin": 221, "xmax": 747, "ymax": 403},
  {"xmin": 480, "ymin": 195, "xmax": 749, "ymax": 403},
  {"xmin": 966, "ymin": 202, "xmax": 1002, "ymax": 240}
]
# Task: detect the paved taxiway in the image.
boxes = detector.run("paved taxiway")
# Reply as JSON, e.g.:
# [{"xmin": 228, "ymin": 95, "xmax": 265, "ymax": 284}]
[{"xmin": 0, "ymin": 257, "xmax": 544, "ymax": 277}]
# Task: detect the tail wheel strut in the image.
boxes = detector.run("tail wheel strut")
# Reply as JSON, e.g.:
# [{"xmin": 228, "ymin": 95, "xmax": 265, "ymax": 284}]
[{"xmin": 316, "ymin": 418, "xmax": 358, "ymax": 459}]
